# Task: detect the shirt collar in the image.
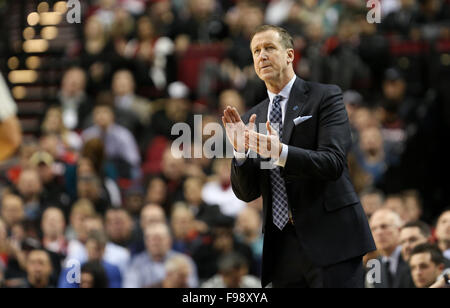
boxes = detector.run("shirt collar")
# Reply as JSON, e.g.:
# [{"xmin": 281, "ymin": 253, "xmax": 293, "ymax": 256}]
[{"xmin": 267, "ymin": 75, "xmax": 297, "ymax": 103}]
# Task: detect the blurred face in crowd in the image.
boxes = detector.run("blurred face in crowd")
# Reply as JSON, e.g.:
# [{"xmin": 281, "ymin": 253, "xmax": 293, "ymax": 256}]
[
  {"xmin": 93, "ymin": 106, "xmax": 115, "ymax": 130},
  {"xmin": 36, "ymin": 162, "xmax": 54, "ymax": 185},
  {"xmin": 235, "ymin": 207, "xmax": 261, "ymax": 241},
  {"xmin": 61, "ymin": 68, "xmax": 86, "ymax": 97},
  {"xmin": 170, "ymin": 206, "xmax": 194, "ymax": 239},
  {"xmin": 85, "ymin": 16, "xmax": 105, "ymax": 40},
  {"xmin": 384, "ymin": 196, "xmax": 409, "ymax": 223},
  {"xmin": 352, "ymin": 107, "xmax": 375, "ymax": 132},
  {"xmin": 146, "ymin": 177, "xmax": 167, "ymax": 205},
  {"xmin": 17, "ymin": 169, "xmax": 42, "ymax": 201},
  {"xmin": 86, "ymin": 239, "xmax": 105, "ymax": 261},
  {"xmin": 1, "ymin": 194, "xmax": 25, "ymax": 227},
  {"xmin": 251, "ymin": 30, "xmax": 294, "ymax": 87},
  {"xmin": 213, "ymin": 159, "xmax": 232, "ymax": 185},
  {"xmin": 145, "ymin": 224, "xmax": 172, "ymax": 261},
  {"xmin": 140, "ymin": 204, "xmax": 166, "ymax": 230},
  {"xmin": 42, "ymin": 108, "xmax": 64, "ymax": 134},
  {"xmin": 0, "ymin": 218, "xmax": 7, "ymax": 244},
  {"xmin": 41, "ymin": 208, "xmax": 65, "ymax": 239},
  {"xmin": 162, "ymin": 149, "xmax": 185, "ymax": 181},
  {"xmin": 166, "ymin": 98, "xmax": 190, "ymax": 123},
  {"xmin": 80, "ymin": 272, "xmax": 95, "ymax": 288},
  {"xmin": 403, "ymin": 194, "xmax": 422, "ymax": 222},
  {"xmin": 105, "ymin": 209, "xmax": 133, "ymax": 244},
  {"xmin": 164, "ymin": 257, "xmax": 192, "ymax": 288},
  {"xmin": 137, "ymin": 16, "xmax": 155, "ymax": 41},
  {"xmin": 69, "ymin": 201, "xmax": 95, "ymax": 239},
  {"xmin": 359, "ymin": 127, "xmax": 384, "ymax": 157},
  {"xmin": 435, "ymin": 211, "xmax": 450, "ymax": 250},
  {"xmin": 219, "ymin": 90, "xmax": 245, "ymax": 116},
  {"xmin": 222, "ymin": 266, "xmax": 246, "ymax": 288},
  {"xmin": 189, "ymin": 0, "xmax": 214, "ymax": 19},
  {"xmin": 112, "ymin": 70, "xmax": 135, "ymax": 96},
  {"xmin": 370, "ymin": 209, "xmax": 402, "ymax": 256},
  {"xmin": 77, "ymin": 176, "xmax": 101, "ymax": 201},
  {"xmin": 400, "ymin": 227, "xmax": 429, "ymax": 261},
  {"xmin": 26, "ymin": 250, "xmax": 53, "ymax": 288},
  {"xmin": 383, "ymin": 79, "xmax": 406, "ymax": 101},
  {"xmin": 240, "ymin": 5, "xmax": 264, "ymax": 37},
  {"xmin": 360, "ymin": 192, "xmax": 383, "ymax": 219},
  {"xmin": 410, "ymin": 252, "xmax": 443, "ymax": 288},
  {"xmin": 183, "ymin": 177, "xmax": 203, "ymax": 206},
  {"xmin": 39, "ymin": 134, "xmax": 59, "ymax": 159}
]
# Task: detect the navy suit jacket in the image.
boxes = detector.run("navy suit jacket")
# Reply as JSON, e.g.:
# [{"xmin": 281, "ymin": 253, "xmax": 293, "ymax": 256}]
[{"xmin": 230, "ymin": 77, "xmax": 376, "ymax": 287}]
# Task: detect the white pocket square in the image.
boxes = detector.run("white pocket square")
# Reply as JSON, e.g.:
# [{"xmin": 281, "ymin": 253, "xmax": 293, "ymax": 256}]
[{"xmin": 293, "ymin": 115, "xmax": 312, "ymax": 126}]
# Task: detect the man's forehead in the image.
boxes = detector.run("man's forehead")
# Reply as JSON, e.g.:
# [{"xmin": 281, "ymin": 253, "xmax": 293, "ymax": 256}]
[
  {"xmin": 410, "ymin": 252, "xmax": 432, "ymax": 264},
  {"xmin": 251, "ymin": 30, "xmax": 281, "ymax": 48}
]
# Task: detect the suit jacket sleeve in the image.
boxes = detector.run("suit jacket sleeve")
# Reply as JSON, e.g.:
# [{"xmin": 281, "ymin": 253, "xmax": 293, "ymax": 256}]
[{"xmin": 283, "ymin": 85, "xmax": 350, "ymax": 181}]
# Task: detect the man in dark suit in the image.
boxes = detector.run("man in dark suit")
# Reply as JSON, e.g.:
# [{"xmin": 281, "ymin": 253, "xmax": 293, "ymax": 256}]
[{"xmin": 222, "ymin": 25, "xmax": 376, "ymax": 288}]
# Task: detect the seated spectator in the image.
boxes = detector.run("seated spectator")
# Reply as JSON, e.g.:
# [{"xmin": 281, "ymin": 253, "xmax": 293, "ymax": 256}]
[
  {"xmin": 150, "ymin": 254, "xmax": 194, "ymax": 288},
  {"xmin": 77, "ymin": 174, "xmax": 111, "ymax": 216},
  {"xmin": 368, "ymin": 208, "xmax": 406, "ymax": 288},
  {"xmin": 82, "ymin": 103, "xmax": 141, "ymax": 179},
  {"xmin": 383, "ymin": 194, "xmax": 409, "ymax": 224},
  {"xmin": 409, "ymin": 243, "xmax": 447, "ymax": 288},
  {"xmin": 111, "ymin": 70, "xmax": 151, "ymax": 129},
  {"xmin": 65, "ymin": 199, "xmax": 96, "ymax": 242},
  {"xmin": 105, "ymin": 208, "xmax": 134, "ymax": 248},
  {"xmin": 201, "ymin": 252, "xmax": 260, "ymax": 288},
  {"xmin": 23, "ymin": 249, "xmax": 54, "ymax": 288},
  {"xmin": 14, "ymin": 168, "xmax": 43, "ymax": 223},
  {"xmin": 183, "ymin": 176, "xmax": 222, "ymax": 233},
  {"xmin": 80, "ymin": 260, "xmax": 109, "ymax": 288},
  {"xmin": 123, "ymin": 222, "xmax": 198, "ymax": 288},
  {"xmin": 234, "ymin": 207, "xmax": 263, "ymax": 276},
  {"xmin": 435, "ymin": 209, "xmax": 450, "ymax": 260},
  {"xmin": 0, "ymin": 193, "xmax": 25, "ymax": 232},
  {"xmin": 359, "ymin": 187, "xmax": 384, "ymax": 219},
  {"xmin": 400, "ymin": 221, "xmax": 432, "ymax": 262},
  {"xmin": 192, "ymin": 215, "xmax": 256, "ymax": 283},
  {"xmin": 402, "ymin": 190, "xmax": 423, "ymax": 223},
  {"xmin": 41, "ymin": 207, "xmax": 68, "ymax": 258},
  {"xmin": 65, "ymin": 215, "xmax": 130, "ymax": 276},
  {"xmin": 41, "ymin": 107, "xmax": 83, "ymax": 152},
  {"xmin": 202, "ymin": 159, "xmax": 245, "ymax": 218},
  {"xmin": 29, "ymin": 151, "xmax": 71, "ymax": 217},
  {"xmin": 59, "ymin": 230, "xmax": 122, "ymax": 288},
  {"xmin": 130, "ymin": 203, "xmax": 166, "ymax": 255},
  {"xmin": 170, "ymin": 202, "xmax": 201, "ymax": 255},
  {"xmin": 51, "ymin": 67, "xmax": 92, "ymax": 131},
  {"xmin": 145, "ymin": 176, "xmax": 169, "ymax": 211}
]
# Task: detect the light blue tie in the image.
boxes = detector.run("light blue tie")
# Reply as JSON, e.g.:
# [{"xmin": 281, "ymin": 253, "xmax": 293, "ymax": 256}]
[{"xmin": 269, "ymin": 95, "xmax": 289, "ymax": 230}]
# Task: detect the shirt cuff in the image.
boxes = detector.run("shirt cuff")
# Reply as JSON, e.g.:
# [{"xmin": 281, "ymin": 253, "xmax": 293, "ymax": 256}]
[
  {"xmin": 233, "ymin": 149, "xmax": 249, "ymax": 165},
  {"xmin": 273, "ymin": 143, "xmax": 288, "ymax": 167}
]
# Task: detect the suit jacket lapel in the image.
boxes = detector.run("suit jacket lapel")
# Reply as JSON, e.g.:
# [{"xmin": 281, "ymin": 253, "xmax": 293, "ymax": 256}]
[{"xmin": 282, "ymin": 77, "xmax": 309, "ymax": 144}]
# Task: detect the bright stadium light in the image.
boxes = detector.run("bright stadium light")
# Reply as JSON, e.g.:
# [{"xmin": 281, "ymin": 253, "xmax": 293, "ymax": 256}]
[
  {"xmin": 23, "ymin": 27, "xmax": 36, "ymax": 40},
  {"xmin": 41, "ymin": 26, "xmax": 59, "ymax": 40},
  {"xmin": 26, "ymin": 56, "xmax": 41, "ymax": 70},
  {"xmin": 27, "ymin": 12, "xmax": 40, "ymax": 26},
  {"xmin": 8, "ymin": 70, "xmax": 38, "ymax": 84},
  {"xmin": 7, "ymin": 57, "xmax": 20, "ymax": 70},
  {"xmin": 23, "ymin": 39, "xmax": 49, "ymax": 53},
  {"xmin": 39, "ymin": 12, "xmax": 62, "ymax": 26}
]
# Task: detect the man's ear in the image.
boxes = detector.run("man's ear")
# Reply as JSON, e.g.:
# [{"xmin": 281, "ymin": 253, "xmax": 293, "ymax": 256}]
[{"xmin": 287, "ymin": 48, "xmax": 295, "ymax": 65}]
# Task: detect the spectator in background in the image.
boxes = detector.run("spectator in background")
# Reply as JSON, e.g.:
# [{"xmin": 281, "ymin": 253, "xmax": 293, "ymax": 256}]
[
  {"xmin": 202, "ymin": 159, "xmax": 245, "ymax": 218},
  {"xmin": 23, "ymin": 249, "xmax": 54, "ymax": 288},
  {"xmin": 65, "ymin": 199, "xmax": 96, "ymax": 242},
  {"xmin": 384, "ymin": 194, "xmax": 410, "ymax": 224},
  {"xmin": 368, "ymin": 209, "xmax": 406, "ymax": 288},
  {"xmin": 435, "ymin": 209, "xmax": 450, "ymax": 260},
  {"xmin": 14, "ymin": 168, "xmax": 43, "ymax": 223},
  {"xmin": 51, "ymin": 67, "xmax": 92, "ymax": 131},
  {"xmin": 145, "ymin": 176, "xmax": 169, "ymax": 211},
  {"xmin": 201, "ymin": 252, "xmax": 260, "ymax": 288},
  {"xmin": 360, "ymin": 187, "xmax": 385, "ymax": 219},
  {"xmin": 234, "ymin": 206, "xmax": 263, "ymax": 275},
  {"xmin": 80, "ymin": 260, "xmax": 108, "ymax": 288},
  {"xmin": 0, "ymin": 193, "xmax": 25, "ymax": 232},
  {"xmin": 29, "ymin": 151, "xmax": 71, "ymax": 217},
  {"xmin": 41, "ymin": 107, "xmax": 83, "ymax": 152},
  {"xmin": 402, "ymin": 190, "xmax": 423, "ymax": 222},
  {"xmin": 170, "ymin": 202, "xmax": 201, "ymax": 255},
  {"xmin": 183, "ymin": 176, "xmax": 222, "ymax": 233},
  {"xmin": 409, "ymin": 243, "xmax": 446, "ymax": 288},
  {"xmin": 0, "ymin": 72, "xmax": 22, "ymax": 162},
  {"xmin": 123, "ymin": 222, "xmax": 198, "ymax": 288},
  {"xmin": 82, "ymin": 103, "xmax": 141, "ymax": 179},
  {"xmin": 65, "ymin": 215, "xmax": 130, "ymax": 276},
  {"xmin": 77, "ymin": 174, "xmax": 111, "ymax": 216},
  {"xmin": 400, "ymin": 221, "xmax": 431, "ymax": 262},
  {"xmin": 150, "ymin": 254, "xmax": 194, "ymax": 288},
  {"xmin": 59, "ymin": 230, "xmax": 122, "ymax": 288},
  {"xmin": 41, "ymin": 207, "xmax": 67, "ymax": 258},
  {"xmin": 104, "ymin": 208, "xmax": 134, "ymax": 249},
  {"xmin": 111, "ymin": 70, "xmax": 152, "ymax": 137}
]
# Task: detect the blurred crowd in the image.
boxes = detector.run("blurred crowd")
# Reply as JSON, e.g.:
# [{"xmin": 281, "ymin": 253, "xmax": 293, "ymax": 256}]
[{"xmin": 0, "ymin": 0, "xmax": 450, "ymax": 288}]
